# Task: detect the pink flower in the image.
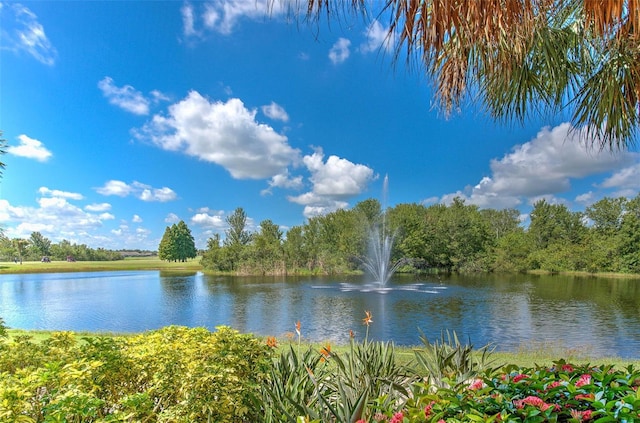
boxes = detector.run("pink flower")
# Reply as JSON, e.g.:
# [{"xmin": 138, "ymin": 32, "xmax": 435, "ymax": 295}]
[
  {"xmin": 513, "ymin": 374, "xmax": 528, "ymax": 383},
  {"xmin": 437, "ymin": 420, "xmax": 446, "ymax": 423},
  {"xmin": 575, "ymin": 374, "xmax": 592, "ymax": 388},
  {"xmin": 390, "ymin": 412, "xmax": 404, "ymax": 423},
  {"xmin": 570, "ymin": 409, "xmax": 593, "ymax": 421},
  {"xmin": 356, "ymin": 420, "xmax": 366, "ymax": 423},
  {"xmin": 546, "ymin": 380, "xmax": 562, "ymax": 390},
  {"xmin": 575, "ymin": 393, "xmax": 594, "ymax": 401},
  {"xmin": 514, "ymin": 396, "xmax": 553, "ymax": 411},
  {"xmin": 562, "ymin": 364, "xmax": 575, "ymax": 372},
  {"xmin": 424, "ymin": 401, "xmax": 436, "ymax": 418},
  {"xmin": 468, "ymin": 378, "xmax": 485, "ymax": 390}
]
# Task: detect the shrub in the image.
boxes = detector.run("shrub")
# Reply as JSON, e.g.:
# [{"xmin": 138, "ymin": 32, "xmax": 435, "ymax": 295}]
[{"xmin": 404, "ymin": 359, "xmax": 640, "ymax": 422}]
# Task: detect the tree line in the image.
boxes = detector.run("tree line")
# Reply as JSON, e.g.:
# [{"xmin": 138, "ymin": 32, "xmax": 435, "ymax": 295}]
[
  {"xmin": 201, "ymin": 194, "xmax": 640, "ymax": 275},
  {"xmin": 0, "ymin": 232, "xmax": 125, "ymax": 262}
]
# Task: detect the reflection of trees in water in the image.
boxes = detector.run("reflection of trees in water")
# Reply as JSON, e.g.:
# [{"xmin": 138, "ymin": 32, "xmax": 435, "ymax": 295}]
[{"xmin": 159, "ymin": 272, "xmax": 197, "ymax": 300}]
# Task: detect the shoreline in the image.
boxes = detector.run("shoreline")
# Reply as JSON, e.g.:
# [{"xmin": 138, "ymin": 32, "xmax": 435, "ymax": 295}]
[{"xmin": 2, "ymin": 258, "xmax": 640, "ymax": 280}]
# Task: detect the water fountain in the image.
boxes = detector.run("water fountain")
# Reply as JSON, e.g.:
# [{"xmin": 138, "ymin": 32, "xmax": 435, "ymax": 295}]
[{"xmin": 359, "ymin": 175, "xmax": 402, "ymax": 285}]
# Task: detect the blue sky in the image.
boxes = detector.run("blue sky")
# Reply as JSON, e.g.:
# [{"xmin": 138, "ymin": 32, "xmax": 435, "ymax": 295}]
[{"xmin": 1, "ymin": 1, "xmax": 639, "ymax": 251}]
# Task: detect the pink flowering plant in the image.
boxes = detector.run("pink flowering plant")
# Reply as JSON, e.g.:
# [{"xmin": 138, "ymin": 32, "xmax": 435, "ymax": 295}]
[{"xmin": 403, "ymin": 359, "xmax": 640, "ymax": 422}]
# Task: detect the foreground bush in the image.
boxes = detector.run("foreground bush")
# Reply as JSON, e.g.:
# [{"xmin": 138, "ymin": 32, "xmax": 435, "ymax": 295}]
[
  {"xmin": 0, "ymin": 324, "xmax": 271, "ymax": 422},
  {"xmin": 1, "ymin": 315, "xmax": 638, "ymax": 423},
  {"xmin": 404, "ymin": 360, "xmax": 640, "ymax": 422}
]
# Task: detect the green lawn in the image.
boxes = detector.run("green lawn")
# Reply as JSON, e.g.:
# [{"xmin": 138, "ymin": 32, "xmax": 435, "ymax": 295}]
[{"xmin": 0, "ymin": 256, "xmax": 203, "ymax": 274}]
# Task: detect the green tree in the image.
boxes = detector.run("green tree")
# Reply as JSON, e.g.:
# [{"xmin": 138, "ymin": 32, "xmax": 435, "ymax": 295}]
[
  {"xmin": 586, "ymin": 197, "xmax": 627, "ymax": 234},
  {"xmin": 250, "ymin": 219, "xmax": 284, "ymax": 274},
  {"xmin": 158, "ymin": 226, "xmax": 177, "ymax": 261},
  {"xmin": 29, "ymin": 232, "xmax": 52, "ymax": 258},
  {"xmin": 201, "ymin": 234, "xmax": 225, "ymax": 270},
  {"xmin": 283, "ymin": 225, "xmax": 307, "ymax": 271},
  {"xmin": 528, "ymin": 199, "xmax": 586, "ymax": 250},
  {"xmin": 298, "ymin": 0, "xmax": 639, "ymax": 149},
  {"xmin": 11, "ymin": 238, "xmax": 29, "ymax": 264},
  {"xmin": 616, "ymin": 194, "xmax": 640, "ymax": 272},
  {"xmin": 223, "ymin": 207, "xmax": 252, "ymax": 271},
  {"xmin": 158, "ymin": 221, "xmax": 197, "ymax": 262}
]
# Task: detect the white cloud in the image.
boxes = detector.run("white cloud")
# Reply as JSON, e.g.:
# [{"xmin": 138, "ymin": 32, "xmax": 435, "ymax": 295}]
[
  {"xmin": 600, "ymin": 163, "xmax": 640, "ymax": 190},
  {"xmin": 0, "ymin": 3, "xmax": 57, "ymax": 65},
  {"xmin": 261, "ymin": 170, "xmax": 304, "ymax": 195},
  {"xmin": 182, "ymin": 0, "xmax": 284, "ymax": 37},
  {"xmin": 438, "ymin": 123, "xmax": 639, "ymax": 209},
  {"xmin": 329, "ymin": 37, "xmax": 351, "ymax": 64},
  {"xmin": 288, "ymin": 149, "xmax": 375, "ymax": 218},
  {"xmin": 361, "ymin": 20, "xmax": 394, "ymax": 53},
  {"xmin": 191, "ymin": 211, "xmax": 225, "ymax": 228},
  {"xmin": 261, "ymin": 101, "xmax": 289, "ymax": 122},
  {"xmin": 0, "ymin": 194, "xmax": 113, "ymax": 244},
  {"xmin": 96, "ymin": 180, "xmax": 134, "ymax": 197},
  {"xmin": 181, "ymin": 2, "xmax": 197, "ymax": 37},
  {"xmin": 135, "ymin": 91, "xmax": 301, "ymax": 179},
  {"xmin": 132, "ymin": 214, "xmax": 143, "ymax": 223},
  {"xmin": 164, "ymin": 213, "xmax": 180, "ymax": 223},
  {"xmin": 8, "ymin": 134, "xmax": 52, "ymax": 162},
  {"xmin": 98, "ymin": 77, "xmax": 150, "ymax": 115},
  {"xmin": 96, "ymin": 180, "xmax": 177, "ymax": 202},
  {"xmin": 138, "ymin": 185, "xmax": 177, "ymax": 202},
  {"xmin": 38, "ymin": 187, "xmax": 83, "ymax": 200},
  {"xmin": 85, "ymin": 202, "xmax": 111, "ymax": 212}
]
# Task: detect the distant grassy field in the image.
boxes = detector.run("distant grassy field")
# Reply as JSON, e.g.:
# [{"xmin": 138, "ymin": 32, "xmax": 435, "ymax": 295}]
[{"xmin": 0, "ymin": 256, "xmax": 203, "ymax": 274}]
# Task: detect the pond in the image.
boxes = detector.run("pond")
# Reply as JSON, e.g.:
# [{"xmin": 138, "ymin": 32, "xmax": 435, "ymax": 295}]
[{"xmin": 1, "ymin": 271, "xmax": 639, "ymax": 358}]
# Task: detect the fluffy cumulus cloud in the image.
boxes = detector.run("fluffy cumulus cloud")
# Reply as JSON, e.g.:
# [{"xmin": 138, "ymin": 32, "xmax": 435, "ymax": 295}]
[
  {"xmin": 0, "ymin": 3, "xmax": 57, "ymax": 65},
  {"xmin": 329, "ymin": 37, "xmax": 351, "ymax": 64},
  {"xmin": 261, "ymin": 101, "xmax": 289, "ymax": 122},
  {"xmin": 98, "ymin": 77, "xmax": 151, "ymax": 115},
  {"xmin": 191, "ymin": 207, "xmax": 226, "ymax": 229},
  {"xmin": 438, "ymin": 123, "xmax": 638, "ymax": 209},
  {"xmin": 8, "ymin": 134, "xmax": 52, "ymax": 162},
  {"xmin": 135, "ymin": 91, "xmax": 301, "ymax": 179},
  {"xmin": 360, "ymin": 20, "xmax": 395, "ymax": 53},
  {"xmin": 262, "ymin": 170, "xmax": 304, "ymax": 195},
  {"xmin": 288, "ymin": 149, "xmax": 375, "ymax": 217},
  {"xmin": 96, "ymin": 180, "xmax": 177, "ymax": 202},
  {"xmin": 0, "ymin": 190, "xmax": 113, "ymax": 244}
]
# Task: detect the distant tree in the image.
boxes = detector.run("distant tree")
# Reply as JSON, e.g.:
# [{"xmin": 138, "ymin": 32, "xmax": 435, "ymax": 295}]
[
  {"xmin": 283, "ymin": 225, "xmax": 306, "ymax": 271},
  {"xmin": 250, "ymin": 219, "xmax": 284, "ymax": 274},
  {"xmin": 12, "ymin": 239, "xmax": 29, "ymax": 264},
  {"xmin": 158, "ymin": 226, "xmax": 176, "ymax": 261},
  {"xmin": 29, "ymin": 232, "xmax": 52, "ymax": 257},
  {"xmin": 223, "ymin": 208, "xmax": 252, "ymax": 271},
  {"xmin": 586, "ymin": 197, "xmax": 627, "ymax": 234},
  {"xmin": 158, "ymin": 221, "xmax": 197, "ymax": 262},
  {"xmin": 201, "ymin": 234, "xmax": 225, "ymax": 270}
]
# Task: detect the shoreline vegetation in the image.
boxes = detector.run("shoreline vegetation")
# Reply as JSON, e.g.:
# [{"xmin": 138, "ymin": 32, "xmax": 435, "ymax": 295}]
[{"xmin": 1, "ymin": 256, "xmax": 640, "ymax": 279}]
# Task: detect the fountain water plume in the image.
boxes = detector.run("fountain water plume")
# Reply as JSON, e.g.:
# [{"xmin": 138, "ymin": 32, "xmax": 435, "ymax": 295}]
[{"xmin": 360, "ymin": 175, "xmax": 401, "ymax": 285}]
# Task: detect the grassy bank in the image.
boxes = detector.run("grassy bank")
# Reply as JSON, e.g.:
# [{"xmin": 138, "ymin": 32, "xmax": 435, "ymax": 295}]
[{"xmin": 0, "ymin": 256, "xmax": 203, "ymax": 274}]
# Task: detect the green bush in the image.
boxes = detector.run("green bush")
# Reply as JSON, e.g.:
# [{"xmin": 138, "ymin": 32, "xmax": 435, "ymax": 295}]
[
  {"xmin": 403, "ymin": 360, "xmax": 640, "ymax": 422},
  {"xmin": 0, "ymin": 326, "xmax": 272, "ymax": 422}
]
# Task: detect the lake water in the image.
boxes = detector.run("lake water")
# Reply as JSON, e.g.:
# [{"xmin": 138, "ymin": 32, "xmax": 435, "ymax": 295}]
[{"xmin": 1, "ymin": 271, "xmax": 639, "ymax": 358}]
